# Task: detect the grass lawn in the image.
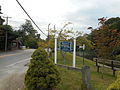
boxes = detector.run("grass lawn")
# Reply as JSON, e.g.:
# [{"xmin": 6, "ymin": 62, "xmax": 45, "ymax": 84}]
[{"xmin": 51, "ymin": 51, "xmax": 116, "ymax": 90}]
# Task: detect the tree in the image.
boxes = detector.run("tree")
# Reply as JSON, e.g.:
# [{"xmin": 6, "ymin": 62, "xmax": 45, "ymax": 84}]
[
  {"xmin": 105, "ymin": 17, "xmax": 120, "ymax": 31},
  {"xmin": 49, "ymin": 23, "xmax": 74, "ymax": 40},
  {"xmin": 25, "ymin": 48, "xmax": 61, "ymax": 90},
  {"xmin": 76, "ymin": 35, "xmax": 94, "ymax": 60},
  {"xmin": 18, "ymin": 20, "xmax": 37, "ymax": 37},
  {"xmin": 22, "ymin": 35, "xmax": 38, "ymax": 48},
  {"xmin": 37, "ymin": 39, "xmax": 54, "ymax": 50},
  {"xmin": 89, "ymin": 17, "xmax": 120, "ymax": 79},
  {"xmin": 0, "ymin": 25, "xmax": 18, "ymax": 50},
  {"xmin": 18, "ymin": 19, "xmax": 39, "ymax": 48},
  {"xmin": 104, "ymin": 17, "xmax": 120, "ymax": 57},
  {"xmin": 91, "ymin": 17, "xmax": 120, "ymax": 59},
  {"xmin": 76, "ymin": 35, "xmax": 93, "ymax": 51},
  {"xmin": 50, "ymin": 23, "xmax": 82, "ymax": 58},
  {"xmin": 92, "ymin": 26, "xmax": 112, "ymax": 59}
]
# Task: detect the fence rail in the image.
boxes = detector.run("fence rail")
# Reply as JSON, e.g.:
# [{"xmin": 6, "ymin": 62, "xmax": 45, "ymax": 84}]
[{"xmin": 93, "ymin": 58, "xmax": 120, "ymax": 76}]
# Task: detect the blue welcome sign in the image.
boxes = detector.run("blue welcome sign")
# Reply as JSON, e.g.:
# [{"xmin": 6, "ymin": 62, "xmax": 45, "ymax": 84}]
[{"xmin": 60, "ymin": 41, "xmax": 72, "ymax": 52}]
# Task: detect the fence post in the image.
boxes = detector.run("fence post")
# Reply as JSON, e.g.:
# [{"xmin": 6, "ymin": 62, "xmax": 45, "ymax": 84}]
[
  {"xmin": 111, "ymin": 61, "xmax": 116, "ymax": 77},
  {"xmin": 96, "ymin": 58, "xmax": 98, "ymax": 66},
  {"xmin": 81, "ymin": 66, "xmax": 91, "ymax": 90},
  {"xmin": 111, "ymin": 61, "xmax": 114, "ymax": 70}
]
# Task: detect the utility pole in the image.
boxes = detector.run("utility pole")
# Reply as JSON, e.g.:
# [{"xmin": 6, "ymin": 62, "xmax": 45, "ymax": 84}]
[
  {"xmin": 47, "ymin": 23, "xmax": 50, "ymax": 57},
  {"xmin": 3, "ymin": 16, "xmax": 11, "ymax": 25},
  {"xmin": 3, "ymin": 16, "xmax": 11, "ymax": 51},
  {"xmin": 48, "ymin": 23, "xmax": 50, "ymax": 40}
]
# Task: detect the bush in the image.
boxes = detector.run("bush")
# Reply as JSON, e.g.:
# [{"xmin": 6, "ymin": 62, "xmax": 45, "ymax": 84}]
[
  {"xmin": 107, "ymin": 71, "xmax": 120, "ymax": 90},
  {"xmin": 24, "ymin": 48, "xmax": 61, "ymax": 90}
]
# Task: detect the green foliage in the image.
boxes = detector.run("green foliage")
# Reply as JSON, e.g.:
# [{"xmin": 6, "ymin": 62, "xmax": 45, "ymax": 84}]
[
  {"xmin": 0, "ymin": 25, "xmax": 12, "ymax": 31},
  {"xmin": 76, "ymin": 36, "xmax": 93, "ymax": 51},
  {"xmin": 18, "ymin": 19, "xmax": 39, "ymax": 48},
  {"xmin": 103, "ymin": 17, "xmax": 120, "ymax": 59},
  {"xmin": 25, "ymin": 48, "xmax": 61, "ymax": 90},
  {"xmin": 105, "ymin": 17, "xmax": 120, "ymax": 31},
  {"xmin": 38, "ymin": 39, "xmax": 54, "ymax": 50},
  {"xmin": 0, "ymin": 25, "xmax": 19, "ymax": 50},
  {"xmin": 107, "ymin": 71, "xmax": 120, "ymax": 90},
  {"xmin": 112, "ymin": 46, "xmax": 120, "ymax": 56},
  {"xmin": 76, "ymin": 35, "xmax": 95, "ymax": 60},
  {"xmin": 90, "ymin": 17, "xmax": 120, "ymax": 59},
  {"xmin": 115, "ymin": 55, "xmax": 120, "ymax": 61},
  {"xmin": 19, "ymin": 20, "xmax": 37, "ymax": 37},
  {"xmin": 22, "ymin": 35, "xmax": 38, "ymax": 48}
]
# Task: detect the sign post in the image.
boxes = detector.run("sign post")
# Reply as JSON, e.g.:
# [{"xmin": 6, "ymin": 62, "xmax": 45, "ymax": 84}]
[
  {"xmin": 73, "ymin": 37, "xmax": 76, "ymax": 67},
  {"xmin": 79, "ymin": 44, "xmax": 85, "ymax": 65},
  {"xmin": 54, "ymin": 33, "xmax": 58, "ymax": 64},
  {"xmin": 83, "ymin": 44, "xmax": 85, "ymax": 65}
]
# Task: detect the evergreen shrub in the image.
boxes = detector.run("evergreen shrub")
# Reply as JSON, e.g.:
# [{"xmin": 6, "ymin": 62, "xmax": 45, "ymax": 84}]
[
  {"xmin": 24, "ymin": 48, "xmax": 61, "ymax": 90},
  {"xmin": 107, "ymin": 71, "xmax": 120, "ymax": 90}
]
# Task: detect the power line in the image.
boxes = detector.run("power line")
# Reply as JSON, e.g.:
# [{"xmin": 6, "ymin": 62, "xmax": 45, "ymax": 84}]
[{"xmin": 16, "ymin": 0, "xmax": 47, "ymax": 36}]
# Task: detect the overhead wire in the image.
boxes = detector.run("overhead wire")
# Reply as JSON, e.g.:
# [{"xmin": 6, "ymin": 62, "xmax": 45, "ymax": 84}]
[{"xmin": 16, "ymin": 0, "xmax": 47, "ymax": 37}]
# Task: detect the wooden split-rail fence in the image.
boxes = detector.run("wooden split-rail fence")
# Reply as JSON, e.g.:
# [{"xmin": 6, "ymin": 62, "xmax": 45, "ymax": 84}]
[{"xmin": 93, "ymin": 58, "xmax": 120, "ymax": 76}]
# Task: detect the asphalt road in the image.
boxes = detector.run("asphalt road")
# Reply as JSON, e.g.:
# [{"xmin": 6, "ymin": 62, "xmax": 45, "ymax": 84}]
[{"xmin": 0, "ymin": 49, "xmax": 35, "ymax": 79}]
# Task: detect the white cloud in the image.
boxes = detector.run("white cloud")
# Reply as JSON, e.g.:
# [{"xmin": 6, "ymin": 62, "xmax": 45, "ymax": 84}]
[{"xmin": 1, "ymin": 0, "xmax": 120, "ymax": 39}]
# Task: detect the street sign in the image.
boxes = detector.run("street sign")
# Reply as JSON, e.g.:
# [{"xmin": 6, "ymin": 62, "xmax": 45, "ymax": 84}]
[
  {"xmin": 79, "ymin": 44, "xmax": 85, "ymax": 50},
  {"xmin": 60, "ymin": 41, "xmax": 72, "ymax": 52}
]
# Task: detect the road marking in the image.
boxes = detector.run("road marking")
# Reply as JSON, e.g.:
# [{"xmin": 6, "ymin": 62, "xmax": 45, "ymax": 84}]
[
  {"xmin": 0, "ymin": 49, "xmax": 35, "ymax": 58},
  {"xmin": 0, "ymin": 58, "xmax": 31, "ymax": 72},
  {"xmin": 0, "ymin": 53, "xmax": 21, "ymax": 58},
  {"xmin": 6, "ymin": 58, "xmax": 31, "ymax": 67}
]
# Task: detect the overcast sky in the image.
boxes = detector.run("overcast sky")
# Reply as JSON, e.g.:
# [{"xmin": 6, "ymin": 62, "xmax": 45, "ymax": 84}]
[{"xmin": 0, "ymin": 0, "xmax": 120, "ymax": 39}]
